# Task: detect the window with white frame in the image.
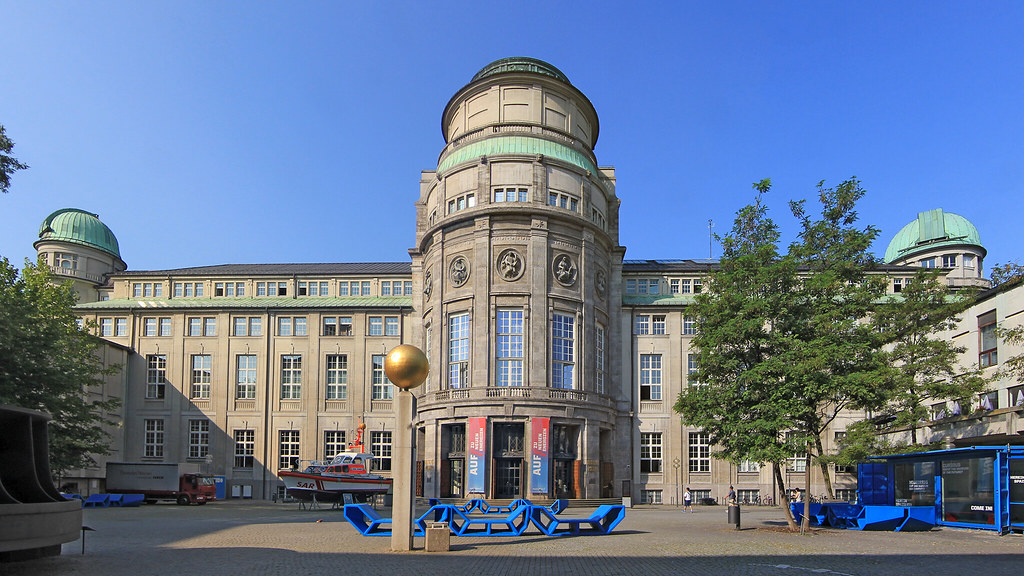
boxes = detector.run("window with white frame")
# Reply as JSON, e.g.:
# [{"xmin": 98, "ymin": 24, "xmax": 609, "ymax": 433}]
[
  {"xmin": 688, "ymin": 432, "xmax": 710, "ymax": 472},
  {"xmin": 496, "ymin": 309, "xmax": 524, "ymax": 387},
  {"xmin": 255, "ymin": 281, "xmax": 287, "ymax": 296},
  {"xmin": 278, "ymin": 316, "xmax": 306, "ymax": 336},
  {"xmin": 596, "ymin": 323, "xmax": 606, "ymax": 395},
  {"xmin": 963, "ymin": 254, "xmax": 976, "ymax": 269},
  {"xmin": 236, "ymin": 355, "xmax": 257, "ymax": 399},
  {"xmin": 634, "ymin": 314, "xmax": 650, "ymax": 335},
  {"xmin": 640, "ymin": 354, "xmax": 662, "ymax": 400},
  {"xmin": 133, "ymin": 282, "xmax": 163, "ymax": 298},
  {"xmin": 493, "ymin": 186, "xmax": 529, "ymax": 203},
  {"xmin": 786, "ymin": 431, "xmax": 807, "ymax": 472},
  {"xmin": 738, "ymin": 459, "xmax": 760, "ymax": 473},
  {"xmin": 326, "ymin": 354, "xmax": 348, "ymax": 399},
  {"xmin": 297, "ymin": 281, "xmax": 329, "ymax": 296},
  {"xmin": 551, "ymin": 313, "xmax": 575, "ymax": 389},
  {"xmin": 146, "ymin": 354, "xmax": 167, "ymax": 399},
  {"xmin": 100, "ymin": 318, "xmax": 113, "ymax": 337},
  {"xmin": 233, "ymin": 316, "xmax": 261, "ymax": 336},
  {"xmin": 279, "ymin": 430, "xmax": 300, "ymax": 469},
  {"xmin": 687, "ymin": 353, "xmax": 699, "ymax": 386},
  {"xmin": 919, "ymin": 258, "xmax": 936, "ymax": 268},
  {"xmin": 324, "ymin": 430, "xmax": 346, "ymax": 459},
  {"xmin": 547, "ymin": 190, "xmax": 579, "ymax": 212},
  {"xmin": 323, "ymin": 316, "xmax": 353, "ymax": 336},
  {"xmin": 371, "ymin": 431, "xmax": 393, "ymax": 471},
  {"xmin": 682, "ymin": 315, "xmax": 696, "ymax": 335},
  {"xmin": 234, "ymin": 430, "xmax": 255, "ymax": 468},
  {"xmin": 188, "ymin": 419, "xmax": 210, "ymax": 459},
  {"xmin": 115, "ymin": 318, "xmax": 127, "ymax": 336},
  {"xmin": 173, "ymin": 282, "xmax": 203, "ymax": 297},
  {"xmin": 280, "ymin": 355, "xmax": 302, "ymax": 399},
  {"xmin": 214, "ymin": 282, "xmax": 245, "ymax": 297},
  {"xmin": 54, "ymin": 252, "xmax": 78, "ymax": 270},
  {"xmin": 371, "ymin": 354, "xmax": 394, "ymax": 400},
  {"xmin": 144, "ymin": 419, "xmax": 164, "ymax": 458},
  {"xmin": 693, "ymin": 279, "xmax": 702, "ymax": 293},
  {"xmin": 942, "ymin": 254, "xmax": 957, "ymax": 268},
  {"xmin": 640, "ymin": 432, "xmax": 662, "ymax": 473},
  {"xmin": 448, "ymin": 312, "xmax": 470, "ymax": 388},
  {"xmin": 626, "ymin": 278, "xmax": 660, "ymax": 295},
  {"xmin": 190, "ymin": 354, "xmax": 212, "ymax": 399},
  {"xmin": 979, "ymin": 310, "xmax": 998, "ymax": 367},
  {"xmin": 188, "ymin": 317, "xmax": 216, "ymax": 336},
  {"xmin": 642, "ymin": 490, "xmax": 663, "ymax": 504},
  {"xmin": 447, "ymin": 193, "xmax": 476, "ymax": 214},
  {"xmin": 368, "ymin": 316, "xmax": 400, "ymax": 337},
  {"xmin": 143, "ymin": 317, "xmax": 158, "ymax": 337},
  {"xmin": 651, "ymin": 315, "xmax": 666, "ymax": 335}
]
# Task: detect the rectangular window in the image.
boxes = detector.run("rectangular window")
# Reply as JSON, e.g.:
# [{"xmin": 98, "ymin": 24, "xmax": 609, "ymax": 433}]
[
  {"xmin": 920, "ymin": 258, "xmax": 936, "ymax": 268},
  {"xmin": 144, "ymin": 419, "xmax": 164, "ymax": 458},
  {"xmin": 236, "ymin": 355, "xmax": 257, "ymax": 399},
  {"xmin": 337, "ymin": 281, "xmax": 349, "ymax": 296},
  {"xmin": 640, "ymin": 432, "xmax": 662, "ymax": 473},
  {"xmin": 893, "ymin": 277, "xmax": 903, "ymax": 293},
  {"xmin": 322, "ymin": 316, "xmax": 352, "ymax": 336},
  {"xmin": 640, "ymin": 354, "xmax": 662, "ymax": 400},
  {"xmin": 682, "ymin": 315, "xmax": 696, "ymax": 335},
  {"xmin": 371, "ymin": 354, "xmax": 394, "ymax": 400},
  {"xmin": 326, "ymin": 354, "xmax": 348, "ymax": 399},
  {"xmin": 278, "ymin": 317, "xmax": 291, "ymax": 336},
  {"xmin": 738, "ymin": 459, "xmax": 761, "ymax": 473},
  {"xmin": 687, "ymin": 353, "xmax": 699, "ymax": 386},
  {"xmin": 188, "ymin": 317, "xmax": 216, "ymax": 336},
  {"xmin": 551, "ymin": 313, "xmax": 575, "ymax": 389},
  {"xmin": 100, "ymin": 318, "xmax": 113, "ymax": 337},
  {"xmin": 360, "ymin": 281, "xmax": 370, "ymax": 296},
  {"xmin": 786, "ymin": 431, "xmax": 807, "ymax": 472},
  {"xmin": 596, "ymin": 324, "xmax": 606, "ymax": 395},
  {"xmin": 670, "ymin": 279, "xmax": 680, "ymax": 294},
  {"xmin": 385, "ymin": 317, "xmax": 399, "ymax": 336},
  {"xmin": 403, "ymin": 281, "xmax": 413, "ymax": 295},
  {"xmin": 642, "ymin": 490, "xmax": 663, "ymax": 505},
  {"xmin": 188, "ymin": 419, "xmax": 210, "ymax": 459},
  {"xmin": 371, "ymin": 431, "xmax": 392, "ymax": 471},
  {"xmin": 963, "ymin": 254, "xmax": 975, "ymax": 269},
  {"xmin": 942, "ymin": 254, "xmax": 957, "ymax": 268},
  {"xmin": 279, "ymin": 430, "xmax": 300, "ymax": 469},
  {"xmin": 369, "ymin": 316, "xmax": 383, "ymax": 336},
  {"xmin": 190, "ymin": 354, "xmax": 212, "ymax": 399},
  {"xmin": 146, "ymin": 354, "xmax": 167, "ymax": 399},
  {"xmin": 678, "ymin": 279, "xmax": 692, "ymax": 294},
  {"xmin": 547, "ymin": 191, "xmax": 579, "ymax": 212},
  {"xmin": 54, "ymin": 252, "xmax": 78, "ymax": 270},
  {"xmin": 979, "ymin": 311, "xmax": 997, "ymax": 367},
  {"xmin": 115, "ymin": 318, "xmax": 128, "ymax": 336},
  {"xmin": 144, "ymin": 317, "xmax": 157, "ymax": 337},
  {"xmin": 688, "ymin": 432, "xmax": 710, "ymax": 472},
  {"xmin": 651, "ymin": 315, "xmax": 666, "ymax": 335},
  {"xmin": 234, "ymin": 430, "xmax": 255, "ymax": 468},
  {"xmin": 448, "ymin": 312, "xmax": 470, "ymax": 388},
  {"xmin": 447, "ymin": 193, "xmax": 476, "ymax": 214},
  {"xmin": 626, "ymin": 279, "xmax": 637, "ymax": 295},
  {"xmin": 233, "ymin": 317, "xmax": 261, "ymax": 336},
  {"xmin": 693, "ymin": 279, "xmax": 702, "ymax": 294},
  {"xmin": 281, "ymin": 316, "xmax": 306, "ymax": 336},
  {"xmin": 380, "ymin": 281, "xmax": 391, "ymax": 296},
  {"xmin": 493, "ymin": 187, "xmax": 529, "ymax": 202},
  {"xmin": 634, "ymin": 314, "xmax": 650, "ymax": 335},
  {"xmin": 496, "ymin": 309, "xmax": 524, "ymax": 387},
  {"xmin": 324, "ymin": 430, "xmax": 346, "ymax": 459},
  {"xmin": 280, "ymin": 355, "xmax": 302, "ymax": 399},
  {"xmin": 297, "ymin": 281, "xmax": 329, "ymax": 296}
]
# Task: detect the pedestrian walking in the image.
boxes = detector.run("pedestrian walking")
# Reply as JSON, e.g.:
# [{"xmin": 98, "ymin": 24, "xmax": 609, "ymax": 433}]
[
  {"xmin": 683, "ymin": 487, "xmax": 692, "ymax": 512},
  {"xmin": 727, "ymin": 485, "xmax": 736, "ymax": 505}
]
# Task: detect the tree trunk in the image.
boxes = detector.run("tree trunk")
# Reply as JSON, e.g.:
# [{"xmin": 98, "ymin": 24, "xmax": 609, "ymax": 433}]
[
  {"xmin": 813, "ymin": 433, "xmax": 834, "ymax": 498},
  {"xmin": 801, "ymin": 442, "xmax": 812, "ymax": 534},
  {"xmin": 774, "ymin": 463, "xmax": 798, "ymax": 530}
]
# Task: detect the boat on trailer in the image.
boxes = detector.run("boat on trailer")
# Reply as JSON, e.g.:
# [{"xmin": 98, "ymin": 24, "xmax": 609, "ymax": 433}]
[{"xmin": 279, "ymin": 423, "xmax": 392, "ymax": 503}]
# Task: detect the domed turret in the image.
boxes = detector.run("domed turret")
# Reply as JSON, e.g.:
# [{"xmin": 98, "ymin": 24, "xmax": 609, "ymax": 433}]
[
  {"xmin": 884, "ymin": 208, "xmax": 988, "ymax": 288},
  {"xmin": 34, "ymin": 208, "xmax": 126, "ymax": 302}
]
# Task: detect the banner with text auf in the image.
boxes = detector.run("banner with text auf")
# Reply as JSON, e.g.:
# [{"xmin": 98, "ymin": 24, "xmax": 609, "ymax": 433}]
[
  {"xmin": 467, "ymin": 417, "xmax": 487, "ymax": 494},
  {"xmin": 531, "ymin": 417, "xmax": 550, "ymax": 494}
]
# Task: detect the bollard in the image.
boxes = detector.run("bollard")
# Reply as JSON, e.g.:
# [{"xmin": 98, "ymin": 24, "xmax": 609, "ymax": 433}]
[
  {"xmin": 728, "ymin": 504, "xmax": 741, "ymax": 530},
  {"xmin": 425, "ymin": 522, "xmax": 450, "ymax": 552}
]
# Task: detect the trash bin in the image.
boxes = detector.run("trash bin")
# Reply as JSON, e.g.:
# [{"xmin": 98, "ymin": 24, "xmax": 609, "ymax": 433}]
[
  {"xmin": 426, "ymin": 522, "xmax": 450, "ymax": 552},
  {"xmin": 728, "ymin": 504, "xmax": 741, "ymax": 530}
]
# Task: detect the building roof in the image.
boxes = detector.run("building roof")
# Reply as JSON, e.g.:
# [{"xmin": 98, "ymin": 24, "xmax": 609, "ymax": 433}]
[
  {"xmin": 437, "ymin": 135, "xmax": 597, "ymax": 175},
  {"xmin": 111, "ymin": 262, "xmax": 412, "ymax": 277},
  {"xmin": 883, "ymin": 208, "xmax": 985, "ymax": 263},
  {"xmin": 35, "ymin": 208, "xmax": 121, "ymax": 258},
  {"xmin": 471, "ymin": 57, "xmax": 571, "ymax": 85}
]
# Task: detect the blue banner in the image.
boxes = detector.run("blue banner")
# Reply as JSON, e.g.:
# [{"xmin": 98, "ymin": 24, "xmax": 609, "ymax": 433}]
[
  {"xmin": 531, "ymin": 417, "xmax": 550, "ymax": 494},
  {"xmin": 467, "ymin": 417, "xmax": 487, "ymax": 494}
]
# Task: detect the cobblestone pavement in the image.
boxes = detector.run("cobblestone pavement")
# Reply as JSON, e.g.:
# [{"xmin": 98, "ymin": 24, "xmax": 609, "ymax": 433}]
[{"xmin": 6, "ymin": 501, "xmax": 1022, "ymax": 576}]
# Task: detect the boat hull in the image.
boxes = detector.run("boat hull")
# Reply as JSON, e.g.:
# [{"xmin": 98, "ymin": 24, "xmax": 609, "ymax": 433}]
[{"xmin": 279, "ymin": 471, "xmax": 392, "ymax": 502}]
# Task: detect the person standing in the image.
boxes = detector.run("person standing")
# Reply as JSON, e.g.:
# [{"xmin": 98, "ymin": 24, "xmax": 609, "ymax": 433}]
[
  {"xmin": 727, "ymin": 485, "xmax": 737, "ymax": 505},
  {"xmin": 683, "ymin": 487, "xmax": 692, "ymax": 512}
]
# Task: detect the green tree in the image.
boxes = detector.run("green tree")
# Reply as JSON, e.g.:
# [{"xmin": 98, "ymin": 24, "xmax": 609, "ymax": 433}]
[
  {"xmin": 992, "ymin": 262, "xmax": 1024, "ymax": 390},
  {"xmin": 0, "ymin": 124, "xmax": 29, "ymax": 193},
  {"xmin": 0, "ymin": 257, "xmax": 119, "ymax": 478},
  {"xmin": 989, "ymin": 261, "xmax": 1024, "ymax": 286},
  {"xmin": 674, "ymin": 179, "xmax": 803, "ymax": 530},
  {"xmin": 778, "ymin": 179, "xmax": 893, "ymax": 532},
  {"xmin": 872, "ymin": 269, "xmax": 987, "ymax": 444}
]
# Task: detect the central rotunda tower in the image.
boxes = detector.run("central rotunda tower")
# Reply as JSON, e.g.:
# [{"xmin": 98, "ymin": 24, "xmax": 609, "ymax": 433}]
[{"xmin": 410, "ymin": 58, "xmax": 626, "ymax": 500}]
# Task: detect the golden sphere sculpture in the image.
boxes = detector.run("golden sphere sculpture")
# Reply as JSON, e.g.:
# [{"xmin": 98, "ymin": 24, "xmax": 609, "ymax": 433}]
[{"xmin": 383, "ymin": 345, "xmax": 429, "ymax": 390}]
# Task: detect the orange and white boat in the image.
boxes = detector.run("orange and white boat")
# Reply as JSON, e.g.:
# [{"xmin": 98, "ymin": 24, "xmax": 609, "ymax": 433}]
[{"xmin": 279, "ymin": 423, "xmax": 392, "ymax": 503}]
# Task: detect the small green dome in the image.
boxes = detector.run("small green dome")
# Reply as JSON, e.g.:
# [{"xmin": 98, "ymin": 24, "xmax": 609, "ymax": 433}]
[
  {"xmin": 471, "ymin": 57, "xmax": 571, "ymax": 85},
  {"xmin": 884, "ymin": 208, "xmax": 984, "ymax": 263},
  {"xmin": 37, "ymin": 208, "xmax": 121, "ymax": 258}
]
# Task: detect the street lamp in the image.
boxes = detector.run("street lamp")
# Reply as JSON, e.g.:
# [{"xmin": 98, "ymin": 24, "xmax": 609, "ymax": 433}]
[
  {"xmin": 672, "ymin": 457, "xmax": 681, "ymax": 507},
  {"xmin": 383, "ymin": 344, "xmax": 429, "ymax": 552}
]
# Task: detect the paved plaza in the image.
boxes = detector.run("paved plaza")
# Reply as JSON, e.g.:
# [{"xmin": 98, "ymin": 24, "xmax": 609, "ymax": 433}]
[{"xmin": 7, "ymin": 501, "xmax": 1022, "ymax": 576}]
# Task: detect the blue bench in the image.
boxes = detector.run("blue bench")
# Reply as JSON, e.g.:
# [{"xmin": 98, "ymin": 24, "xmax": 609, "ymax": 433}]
[
  {"xmin": 343, "ymin": 503, "xmax": 396, "ymax": 536},
  {"xmin": 83, "ymin": 494, "xmax": 110, "ymax": 508},
  {"xmin": 120, "ymin": 494, "xmax": 146, "ymax": 507},
  {"xmin": 452, "ymin": 502, "xmax": 531, "ymax": 536},
  {"xmin": 529, "ymin": 504, "xmax": 626, "ymax": 536}
]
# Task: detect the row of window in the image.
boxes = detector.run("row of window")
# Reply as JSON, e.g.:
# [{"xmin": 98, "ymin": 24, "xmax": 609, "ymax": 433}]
[
  {"xmin": 143, "ymin": 420, "xmax": 393, "ymax": 471},
  {"xmin": 145, "ymin": 353, "xmax": 393, "ymax": 401},
  {"xmin": 634, "ymin": 314, "xmax": 697, "ymax": 335},
  {"xmin": 101, "ymin": 315, "xmax": 399, "ymax": 338},
  {"xmin": 626, "ymin": 278, "xmax": 704, "ymax": 296},
  {"xmin": 641, "ymin": 431, "xmax": 818, "ymax": 476},
  {"xmin": 640, "ymin": 353, "xmax": 699, "ymax": 400},
  {"xmin": 434, "ymin": 187, "xmax": 606, "ymax": 230},
  {"xmin": 918, "ymin": 254, "xmax": 976, "ymax": 269},
  {"xmin": 128, "ymin": 280, "xmax": 415, "ymax": 299}
]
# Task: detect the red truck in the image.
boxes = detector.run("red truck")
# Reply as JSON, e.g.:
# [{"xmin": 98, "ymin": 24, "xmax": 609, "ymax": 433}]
[{"xmin": 106, "ymin": 463, "xmax": 216, "ymax": 505}]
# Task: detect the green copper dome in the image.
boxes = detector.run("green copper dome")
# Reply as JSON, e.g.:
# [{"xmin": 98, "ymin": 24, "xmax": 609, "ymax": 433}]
[
  {"xmin": 37, "ymin": 208, "xmax": 121, "ymax": 258},
  {"xmin": 471, "ymin": 57, "xmax": 571, "ymax": 85},
  {"xmin": 884, "ymin": 208, "xmax": 984, "ymax": 263},
  {"xmin": 437, "ymin": 135, "xmax": 598, "ymax": 175}
]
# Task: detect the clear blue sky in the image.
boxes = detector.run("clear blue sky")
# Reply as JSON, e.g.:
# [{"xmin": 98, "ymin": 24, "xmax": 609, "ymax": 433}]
[{"xmin": 2, "ymin": 2, "xmax": 1021, "ymax": 272}]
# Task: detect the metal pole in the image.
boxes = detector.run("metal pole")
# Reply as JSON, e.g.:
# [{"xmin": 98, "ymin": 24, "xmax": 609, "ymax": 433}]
[{"xmin": 391, "ymin": 390, "xmax": 416, "ymax": 551}]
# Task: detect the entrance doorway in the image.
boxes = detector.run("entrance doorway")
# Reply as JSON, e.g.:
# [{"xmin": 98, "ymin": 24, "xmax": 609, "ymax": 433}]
[{"xmin": 495, "ymin": 459, "xmax": 522, "ymax": 499}]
